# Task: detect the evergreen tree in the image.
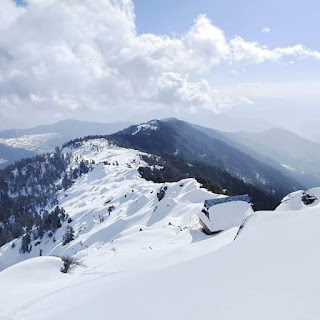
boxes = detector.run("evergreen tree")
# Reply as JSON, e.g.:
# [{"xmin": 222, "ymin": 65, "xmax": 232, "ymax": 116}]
[
  {"xmin": 62, "ymin": 174, "xmax": 72, "ymax": 190},
  {"xmin": 62, "ymin": 226, "xmax": 75, "ymax": 246},
  {"xmin": 79, "ymin": 160, "xmax": 89, "ymax": 175},
  {"xmin": 20, "ymin": 232, "xmax": 31, "ymax": 253}
]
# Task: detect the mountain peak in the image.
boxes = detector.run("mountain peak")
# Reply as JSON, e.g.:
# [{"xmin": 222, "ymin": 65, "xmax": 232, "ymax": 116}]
[{"xmin": 161, "ymin": 117, "xmax": 180, "ymax": 123}]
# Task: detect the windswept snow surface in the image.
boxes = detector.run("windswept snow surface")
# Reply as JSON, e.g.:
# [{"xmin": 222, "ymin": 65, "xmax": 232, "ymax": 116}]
[{"xmin": 1, "ymin": 141, "xmax": 320, "ymax": 320}]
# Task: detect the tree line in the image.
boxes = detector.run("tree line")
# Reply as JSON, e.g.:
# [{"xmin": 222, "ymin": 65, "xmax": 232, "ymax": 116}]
[{"xmin": 0, "ymin": 147, "xmax": 92, "ymax": 249}]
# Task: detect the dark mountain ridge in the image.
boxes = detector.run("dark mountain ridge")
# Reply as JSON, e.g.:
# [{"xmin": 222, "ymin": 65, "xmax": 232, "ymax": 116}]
[
  {"xmin": 64, "ymin": 118, "xmax": 303, "ymax": 210},
  {"xmin": 113, "ymin": 119, "xmax": 302, "ymax": 197}
]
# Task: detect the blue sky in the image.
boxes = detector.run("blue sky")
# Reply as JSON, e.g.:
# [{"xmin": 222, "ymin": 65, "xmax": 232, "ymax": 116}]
[
  {"xmin": 1, "ymin": 0, "xmax": 320, "ymax": 141},
  {"xmin": 133, "ymin": 0, "xmax": 320, "ymax": 140},
  {"xmin": 133, "ymin": 0, "xmax": 320, "ymax": 83},
  {"xmin": 133, "ymin": 0, "xmax": 320, "ymax": 49}
]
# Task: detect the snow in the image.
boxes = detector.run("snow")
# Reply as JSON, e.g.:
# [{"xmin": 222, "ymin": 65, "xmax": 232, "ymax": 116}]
[
  {"xmin": 198, "ymin": 200, "xmax": 253, "ymax": 232},
  {"xmin": 1, "ymin": 140, "xmax": 320, "ymax": 320},
  {"xmin": 132, "ymin": 120, "xmax": 159, "ymax": 135},
  {"xmin": 3, "ymin": 200, "xmax": 320, "ymax": 319},
  {"xmin": 150, "ymin": 165, "xmax": 164, "ymax": 171},
  {"xmin": 281, "ymin": 163, "xmax": 298, "ymax": 172},
  {"xmin": 0, "ymin": 133, "xmax": 62, "ymax": 153},
  {"xmin": 0, "ymin": 140, "xmax": 223, "ymax": 271},
  {"xmin": 0, "ymin": 256, "xmax": 67, "ymax": 318},
  {"xmin": 276, "ymin": 187, "xmax": 320, "ymax": 211},
  {"xmin": 0, "ymin": 158, "xmax": 7, "ymax": 164}
]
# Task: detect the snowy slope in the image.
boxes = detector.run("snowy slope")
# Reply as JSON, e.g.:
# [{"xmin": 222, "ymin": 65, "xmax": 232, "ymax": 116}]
[
  {"xmin": 0, "ymin": 120, "xmax": 132, "ymax": 167},
  {"xmin": 0, "ymin": 140, "xmax": 240, "ymax": 318},
  {"xmin": 0, "ymin": 140, "xmax": 228, "ymax": 271},
  {"xmin": 0, "ymin": 133, "xmax": 62, "ymax": 154},
  {"xmin": 1, "ymin": 186, "xmax": 320, "ymax": 319},
  {"xmin": 1, "ymin": 141, "xmax": 320, "ymax": 320}
]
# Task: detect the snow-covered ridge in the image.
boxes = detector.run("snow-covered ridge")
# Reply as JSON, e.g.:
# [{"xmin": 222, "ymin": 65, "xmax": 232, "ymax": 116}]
[
  {"xmin": 0, "ymin": 133, "xmax": 62, "ymax": 153},
  {"xmin": 0, "ymin": 140, "xmax": 226, "ymax": 272},
  {"xmin": 2, "ymin": 178, "xmax": 320, "ymax": 319},
  {"xmin": 132, "ymin": 120, "xmax": 159, "ymax": 135},
  {"xmin": 2, "ymin": 140, "xmax": 320, "ymax": 320}
]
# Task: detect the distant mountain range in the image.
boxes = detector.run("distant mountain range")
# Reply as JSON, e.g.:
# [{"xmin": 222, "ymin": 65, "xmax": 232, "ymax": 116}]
[
  {"xmin": 225, "ymin": 128, "xmax": 320, "ymax": 187},
  {"xmin": 0, "ymin": 120, "xmax": 132, "ymax": 168},
  {"xmin": 0, "ymin": 119, "xmax": 133, "ymax": 140},
  {"xmin": 1, "ymin": 118, "xmax": 319, "ymax": 190},
  {"xmin": 192, "ymin": 125, "xmax": 320, "ymax": 188}
]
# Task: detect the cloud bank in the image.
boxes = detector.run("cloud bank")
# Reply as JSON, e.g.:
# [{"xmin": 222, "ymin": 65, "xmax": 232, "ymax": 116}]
[{"xmin": 0, "ymin": 0, "xmax": 319, "ymax": 126}]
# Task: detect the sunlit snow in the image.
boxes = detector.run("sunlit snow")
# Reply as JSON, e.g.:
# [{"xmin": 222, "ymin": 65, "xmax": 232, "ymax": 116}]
[{"xmin": 1, "ymin": 140, "xmax": 320, "ymax": 320}]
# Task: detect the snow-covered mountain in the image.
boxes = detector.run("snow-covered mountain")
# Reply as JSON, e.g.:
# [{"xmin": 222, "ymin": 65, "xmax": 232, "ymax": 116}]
[
  {"xmin": 0, "ymin": 140, "xmax": 223, "ymax": 271},
  {"xmin": 0, "ymin": 133, "xmax": 62, "ymax": 154},
  {"xmin": 0, "ymin": 120, "xmax": 132, "ymax": 168},
  {"xmin": 112, "ymin": 118, "xmax": 302, "ymax": 198},
  {"xmin": 0, "ymin": 127, "xmax": 289, "ymax": 259},
  {"xmin": 1, "ymin": 137, "xmax": 320, "ymax": 319},
  {"xmin": 0, "ymin": 119, "xmax": 133, "ymax": 140},
  {"xmin": 0, "ymin": 138, "xmax": 319, "ymax": 319}
]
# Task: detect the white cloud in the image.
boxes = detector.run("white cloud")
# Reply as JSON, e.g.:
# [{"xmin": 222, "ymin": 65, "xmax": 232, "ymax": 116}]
[
  {"xmin": 262, "ymin": 27, "xmax": 271, "ymax": 33},
  {"xmin": 157, "ymin": 72, "xmax": 234, "ymax": 113},
  {"xmin": 229, "ymin": 37, "xmax": 320, "ymax": 63},
  {"xmin": 0, "ymin": 0, "xmax": 319, "ymax": 127}
]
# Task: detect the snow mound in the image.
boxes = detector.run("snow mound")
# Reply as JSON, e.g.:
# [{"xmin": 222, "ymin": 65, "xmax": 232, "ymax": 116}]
[
  {"xmin": 276, "ymin": 187, "xmax": 320, "ymax": 211},
  {"xmin": 0, "ymin": 256, "xmax": 66, "ymax": 318},
  {"xmin": 1, "ymin": 256, "xmax": 63, "ymax": 284}
]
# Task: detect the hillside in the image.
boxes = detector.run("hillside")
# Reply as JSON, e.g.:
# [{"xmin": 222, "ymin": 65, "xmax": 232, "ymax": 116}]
[
  {"xmin": 0, "ymin": 143, "xmax": 35, "ymax": 169},
  {"xmin": 226, "ymin": 128, "xmax": 320, "ymax": 187},
  {"xmin": 1, "ymin": 181, "xmax": 320, "ymax": 319},
  {"xmin": 0, "ymin": 120, "xmax": 131, "ymax": 168},
  {"xmin": 0, "ymin": 140, "xmax": 226, "ymax": 271},
  {"xmin": 0, "ymin": 119, "xmax": 132, "ymax": 139},
  {"xmin": 1, "ymin": 130, "xmax": 294, "ymax": 274},
  {"xmin": 1, "ymin": 137, "xmax": 320, "ymax": 319},
  {"xmin": 110, "ymin": 119, "xmax": 302, "ymax": 197}
]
